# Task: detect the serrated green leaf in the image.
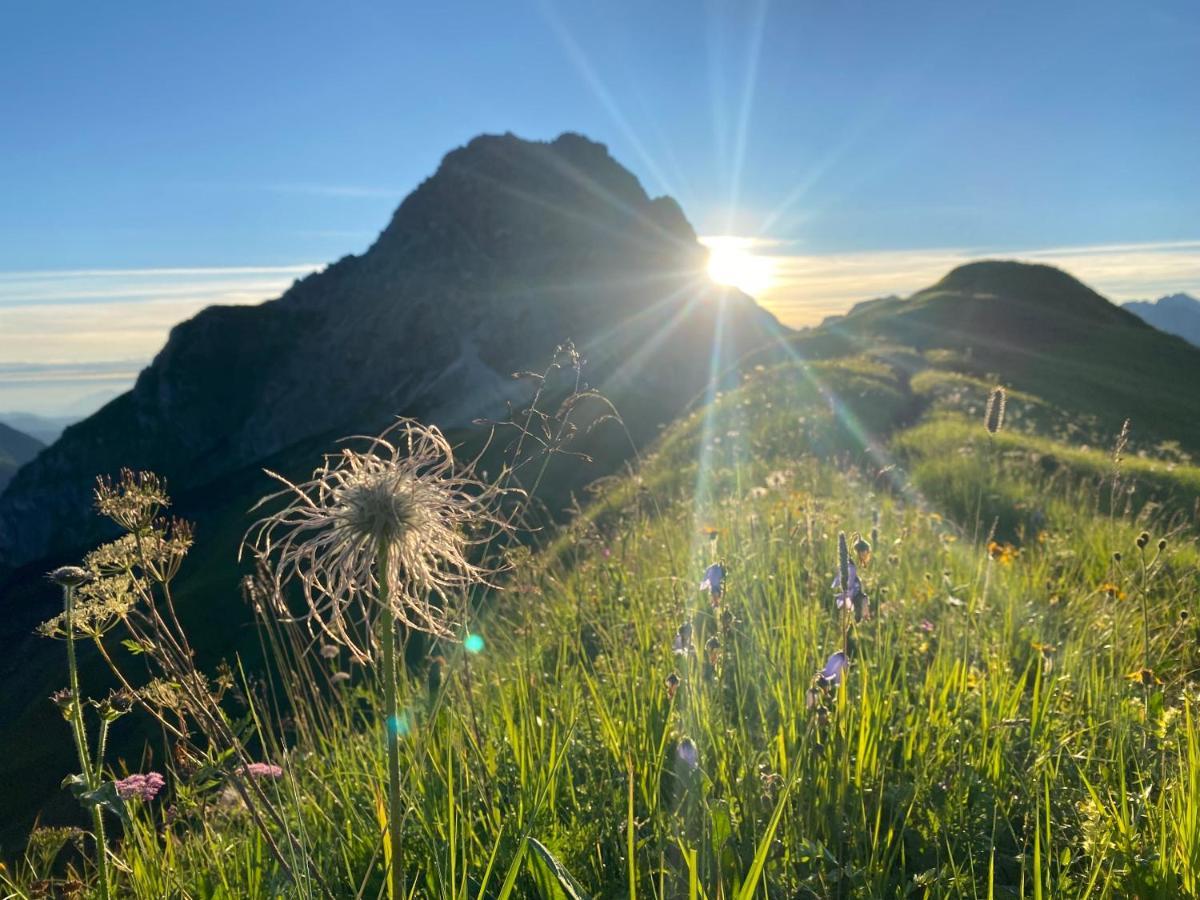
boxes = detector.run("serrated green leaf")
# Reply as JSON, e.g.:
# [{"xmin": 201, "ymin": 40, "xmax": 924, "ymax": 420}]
[{"xmin": 78, "ymin": 782, "xmax": 132, "ymax": 830}]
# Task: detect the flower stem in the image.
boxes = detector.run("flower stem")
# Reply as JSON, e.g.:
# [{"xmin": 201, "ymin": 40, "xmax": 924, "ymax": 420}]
[
  {"xmin": 63, "ymin": 583, "xmax": 111, "ymax": 900},
  {"xmin": 377, "ymin": 544, "xmax": 405, "ymax": 900},
  {"xmin": 1139, "ymin": 547, "xmax": 1152, "ymax": 671}
]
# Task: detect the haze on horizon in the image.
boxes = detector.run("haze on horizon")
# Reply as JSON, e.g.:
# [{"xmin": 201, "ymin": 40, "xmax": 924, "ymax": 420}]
[{"xmin": 2, "ymin": 0, "xmax": 1198, "ymax": 417}]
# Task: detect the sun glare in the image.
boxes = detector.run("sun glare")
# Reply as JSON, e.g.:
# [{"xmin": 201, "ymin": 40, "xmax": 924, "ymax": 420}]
[{"xmin": 701, "ymin": 236, "xmax": 775, "ymax": 296}]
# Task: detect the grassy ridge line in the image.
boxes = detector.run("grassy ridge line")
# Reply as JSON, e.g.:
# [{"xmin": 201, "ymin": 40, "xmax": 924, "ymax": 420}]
[{"xmin": 6, "ymin": 356, "xmax": 1200, "ymax": 897}]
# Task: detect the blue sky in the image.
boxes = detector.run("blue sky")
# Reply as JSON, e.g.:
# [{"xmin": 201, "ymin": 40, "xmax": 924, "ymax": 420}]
[{"xmin": 2, "ymin": 0, "xmax": 1199, "ymax": 414}]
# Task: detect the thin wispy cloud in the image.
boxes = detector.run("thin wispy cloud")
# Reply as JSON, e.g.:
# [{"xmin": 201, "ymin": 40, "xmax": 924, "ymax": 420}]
[
  {"xmin": 0, "ymin": 265, "xmax": 319, "ymax": 281},
  {"xmin": 5, "ymin": 240, "xmax": 1199, "ymax": 417},
  {"xmin": 0, "ymin": 264, "xmax": 321, "ymax": 415},
  {"xmin": 747, "ymin": 239, "xmax": 1200, "ymax": 326}
]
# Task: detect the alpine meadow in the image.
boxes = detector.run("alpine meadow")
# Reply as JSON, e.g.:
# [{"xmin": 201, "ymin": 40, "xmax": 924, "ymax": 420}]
[{"xmin": 2, "ymin": 4, "xmax": 1200, "ymax": 899}]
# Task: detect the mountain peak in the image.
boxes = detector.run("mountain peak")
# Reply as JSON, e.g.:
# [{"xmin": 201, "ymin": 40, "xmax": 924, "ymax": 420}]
[
  {"xmin": 1123, "ymin": 292, "xmax": 1200, "ymax": 349},
  {"xmin": 0, "ymin": 131, "xmax": 779, "ymax": 569},
  {"xmin": 1150, "ymin": 292, "xmax": 1197, "ymax": 309},
  {"xmin": 369, "ymin": 132, "xmax": 700, "ymax": 269},
  {"xmin": 937, "ymin": 259, "xmax": 1105, "ymax": 302},
  {"xmin": 918, "ymin": 259, "xmax": 1138, "ymax": 331}
]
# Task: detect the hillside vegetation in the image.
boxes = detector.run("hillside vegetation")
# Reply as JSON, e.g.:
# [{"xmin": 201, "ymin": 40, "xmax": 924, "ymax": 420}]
[{"xmin": 5, "ymin": 344, "xmax": 1200, "ymax": 899}]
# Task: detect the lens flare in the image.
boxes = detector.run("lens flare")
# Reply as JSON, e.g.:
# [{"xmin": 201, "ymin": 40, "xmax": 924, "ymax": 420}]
[{"xmin": 701, "ymin": 236, "xmax": 775, "ymax": 296}]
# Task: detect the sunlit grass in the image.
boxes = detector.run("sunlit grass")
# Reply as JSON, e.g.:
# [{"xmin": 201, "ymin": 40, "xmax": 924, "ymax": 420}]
[{"xmin": 5, "ymin": 356, "xmax": 1199, "ymax": 898}]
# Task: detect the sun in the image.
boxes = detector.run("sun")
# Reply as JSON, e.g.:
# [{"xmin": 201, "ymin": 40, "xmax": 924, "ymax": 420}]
[{"xmin": 701, "ymin": 236, "xmax": 775, "ymax": 296}]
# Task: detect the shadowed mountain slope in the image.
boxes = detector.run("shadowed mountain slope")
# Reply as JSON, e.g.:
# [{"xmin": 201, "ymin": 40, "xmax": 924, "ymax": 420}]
[
  {"xmin": 0, "ymin": 132, "xmax": 784, "ymax": 571},
  {"xmin": 0, "ymin": 132, "xmax": 789, "ymax": 842},
  {"xmin": 0, "ymin": 423, "xmax": 43, "ymax": 491}
]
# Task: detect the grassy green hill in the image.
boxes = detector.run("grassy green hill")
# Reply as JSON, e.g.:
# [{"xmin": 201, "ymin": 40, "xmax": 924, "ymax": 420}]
[
  {"xmin": 6, "ymin": 342, "xmax": 1200, "ymax": 897},
  {"xmin": 820, "ymin": 260, "xmax": 1200, "ymax": 451}
]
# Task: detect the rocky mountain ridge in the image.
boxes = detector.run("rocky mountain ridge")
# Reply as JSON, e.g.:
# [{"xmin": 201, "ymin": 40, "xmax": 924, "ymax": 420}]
[
  {"xmin": 0, "ymin": 132, "xmax": 783, "ymax": 569},
  {"xmin": 1123, "ymin": 292, "xmax": 1200, "ymax": 348}
]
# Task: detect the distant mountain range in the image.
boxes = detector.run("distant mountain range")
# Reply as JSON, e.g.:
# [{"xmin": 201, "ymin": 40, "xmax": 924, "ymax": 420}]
[
  {"xmin": 1123, "ymin": 292, "xmax": 1200, "ymax": 348},
  {"xmin": 0, "ymin": 412, "xmax": 80, "ymax": 446},
  {"xmin": 4, "ymin": 131, "xmax": 1200, "ymax": 841},
  {"xmin": 0, "ymin": 423, "xmax": 43, "ymax": 492}
]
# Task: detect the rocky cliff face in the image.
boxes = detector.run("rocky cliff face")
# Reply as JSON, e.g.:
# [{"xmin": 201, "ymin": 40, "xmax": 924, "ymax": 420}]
[{"xmin": 0, "ymin": 132, "xmax": 784, "ymax": 568}]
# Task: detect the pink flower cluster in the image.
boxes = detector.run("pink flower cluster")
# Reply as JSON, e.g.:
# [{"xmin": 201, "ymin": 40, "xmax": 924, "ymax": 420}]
[
  {"xmin": 115, "ymin": 772, "xmax": 165, "ymax": 802},
  {"xmin": 238, "ymin": 762, "xmax": 284, "ymax": 780}
]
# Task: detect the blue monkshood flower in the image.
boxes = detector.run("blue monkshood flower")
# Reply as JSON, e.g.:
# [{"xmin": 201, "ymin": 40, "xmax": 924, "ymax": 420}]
[
  {"xmin": 817, "ymin": 651, "xmax": 849, "ymax": 687},
  {"xmin": 672, "ymin": 621, "xmax": 694, "ymax": 656},
  {"xmin": 699, "ymin": 563, "xmax": 725, "ymax": 601}
]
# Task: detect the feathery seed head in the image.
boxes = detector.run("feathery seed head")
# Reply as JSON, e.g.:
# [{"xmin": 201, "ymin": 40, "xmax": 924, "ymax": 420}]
[
  {"xmin": 1112, "ymin": 419, "xmax": 1131, "ymax": 469},
  {"xmin": 853, "ymin": 534, "xmax": 871, "ymax": 566},
  {"xmin": 245, "ymin": 419, "xmax": 507, "ymax": 661},
  {"xmin": 47, "ymin": 566, "xmax": 90, "ymax": 589},
  {"xmin": 665, "ymin": 673, "xmax": 679, "ymax": 699},
  {"xmin": 984, "ymin": 387, "xmax": 1006, "ymax": 435}
]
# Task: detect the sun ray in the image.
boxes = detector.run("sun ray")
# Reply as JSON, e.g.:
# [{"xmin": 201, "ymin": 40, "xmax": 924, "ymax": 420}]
[{"xmin": 701, "ymin": 236, "xmax": 776, "ymax": 296}]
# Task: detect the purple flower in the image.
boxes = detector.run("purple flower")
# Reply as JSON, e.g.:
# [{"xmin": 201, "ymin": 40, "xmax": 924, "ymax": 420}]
[
  {"xmin": 817, "ymin": 651, "xmax": 848, "ymax": 687},
  {"xmin": 831, "ymin": 562, "xmax": 861, "ymax": 596},
  {"xmin": 672, "ymin": 621, "xmax": 693, "ymax": 656},
  {"xmin": 237, "ymin": 762, "xmax": 283, "ymax": 780},
  {"xmin": 699, "ymin": 563, "xmax": 725, "ymax": 601},
  {"xmin": 115, "ymin": 772, "xmax": 165, "ymax": 802},
  {"xmin": 832, "ymin": 563, "xmax": 869, "ymax": 620},
  {"xmin": 676, "ymin": 737, "xmax": 699, "ymax": 771}
]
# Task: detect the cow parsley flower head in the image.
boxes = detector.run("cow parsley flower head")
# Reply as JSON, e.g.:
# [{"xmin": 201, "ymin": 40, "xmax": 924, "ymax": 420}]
[{"xmin": 246, "ymin": 419, "xmax": 506, "ymax": 662}]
